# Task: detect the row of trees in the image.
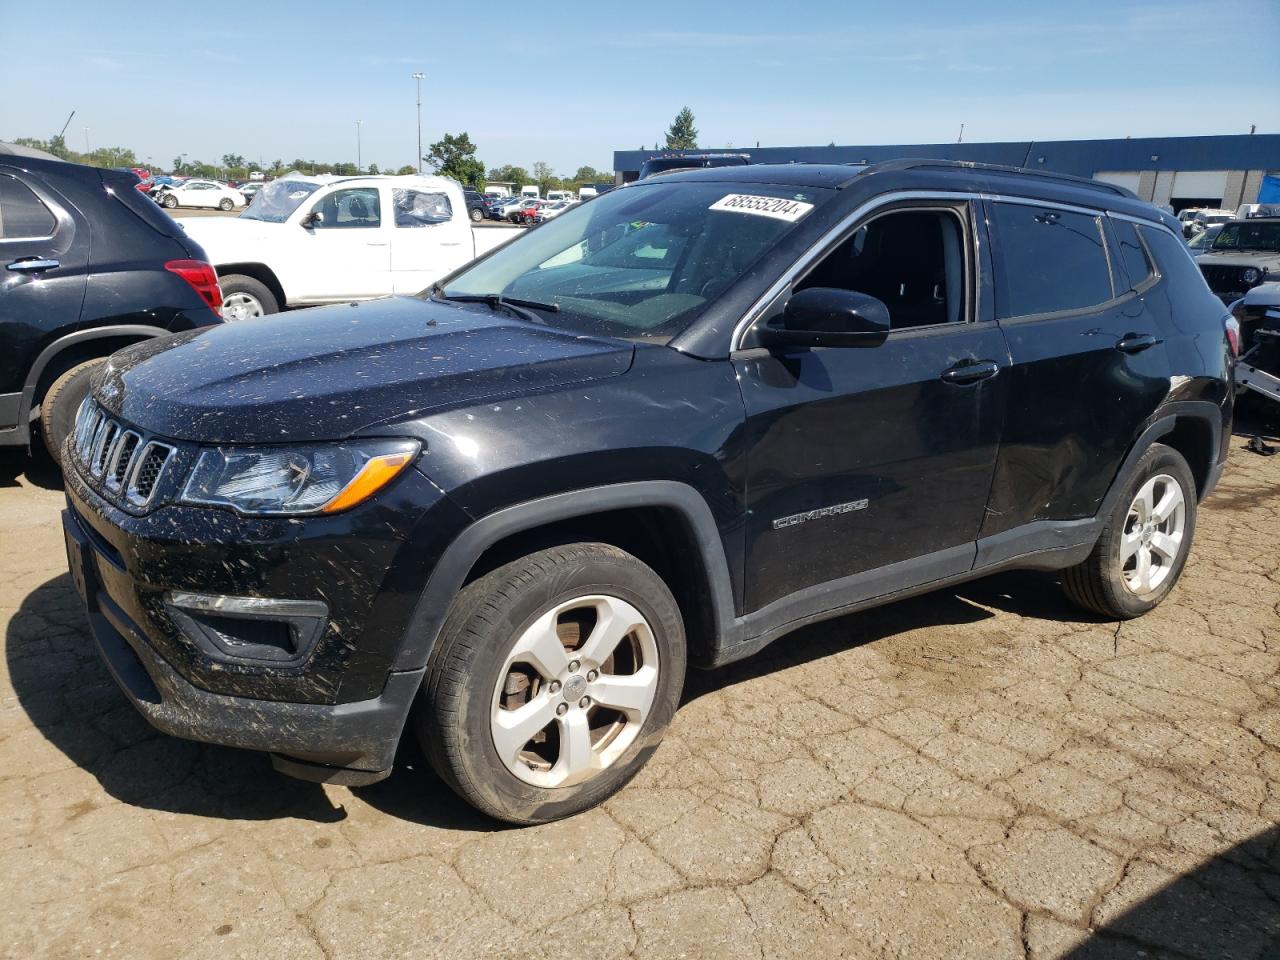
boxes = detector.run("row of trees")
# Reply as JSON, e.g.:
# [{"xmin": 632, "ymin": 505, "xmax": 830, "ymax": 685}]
[{"xmin": 10, "ymin": 106, "xmax": 700, "ymax": 187}]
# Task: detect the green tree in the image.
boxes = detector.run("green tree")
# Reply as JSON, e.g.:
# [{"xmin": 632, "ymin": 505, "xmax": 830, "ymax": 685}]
[
  {"xmin": 486, "ymin": 164, "xmax": 530, "ymax": 188},
  {"xmin": 425, "ymin": 131, "xmax": 485, "ymax": 187},
  {"xmin": 570, "ymin": 165, "xmax": 610, "ymax": 187},
  {"xmin": 396, "ymin": 164, "xmax": 416, "ymax": 176},
  {"xmin": 532, "ymin": 160, "xmax": 558, "ymax": 195},
  {"xmin": 665, "ymin": 107, "xmax": 698, "ymax": 150},
  {"xmin": 367, "ymin": 163, "xmax": 380, "ymax": 175}
]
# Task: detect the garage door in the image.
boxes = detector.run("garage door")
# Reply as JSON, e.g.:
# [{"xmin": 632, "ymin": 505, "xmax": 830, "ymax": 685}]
[
  {"xmin": 1094, "ymin": 171, "xmax": 1141, "ymax": 193},
  {"xmin": 1171, "ymin": 170, "xmax": 1227, "ymax": 199}
]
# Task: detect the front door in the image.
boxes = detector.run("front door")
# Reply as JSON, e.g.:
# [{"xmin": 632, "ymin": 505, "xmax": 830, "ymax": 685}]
[
  {"xmin": 389, "ymin": 186, "xmax": 471, "ymax": 294},
  {"xmin": 292, "ymin": 185, "xmax": 391, "ymax": 301},
  {"xmin": 734, "ymin": 202, "xmax": 1007, "ymax": 615}
]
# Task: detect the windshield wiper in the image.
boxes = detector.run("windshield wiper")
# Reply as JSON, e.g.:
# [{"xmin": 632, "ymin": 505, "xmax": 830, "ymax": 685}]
[{"xmin": 432, "ymin": 290, "xmax": 560, "ymax": 324}]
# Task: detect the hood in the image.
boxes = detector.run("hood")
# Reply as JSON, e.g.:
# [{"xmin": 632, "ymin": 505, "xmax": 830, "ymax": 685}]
[
  {"xmin": 1195, "ymin": 249, "xmax": 1280, "ymax": 269},
  {"xmin": 94, "ymin": 296, "xmax": 634, "ymax": 443}
]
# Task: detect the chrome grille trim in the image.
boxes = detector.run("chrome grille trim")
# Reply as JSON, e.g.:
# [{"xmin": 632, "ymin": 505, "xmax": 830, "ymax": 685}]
[
  {"xmin": 72, "ymin": 399, "xmax": 179, "ymax": 513},
  {"xmin": 125, "ymin": 442, "xmax": 176, "ymax": 509},
  {"xmin": 104, "ymin": 431, "xmax": 141, "ymax": 493}
]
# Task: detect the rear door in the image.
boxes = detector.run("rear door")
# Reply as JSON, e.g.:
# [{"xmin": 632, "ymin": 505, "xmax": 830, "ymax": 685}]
[
  {"xmin": 0, "ymin": 168, "xmax": 89, "ymax": 435},
  {"xmin": 389, "ymin": 186, "xmax": 471, "ymax": 293},
  {"xmin": 979, "ymin": 199, "xmax": 1170, "ymax": 544}
]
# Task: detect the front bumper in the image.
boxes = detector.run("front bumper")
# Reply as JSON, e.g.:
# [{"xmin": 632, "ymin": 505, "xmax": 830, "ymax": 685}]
[{"xmin": 63, "ymin": 505, "xmax": 424, "ymax": 783}]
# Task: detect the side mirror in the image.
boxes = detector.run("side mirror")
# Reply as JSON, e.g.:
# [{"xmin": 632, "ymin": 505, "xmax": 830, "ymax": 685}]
[
  {"xmin": 758, "ymin": 287, "xmax": 891, "ymax": 349},
  {"xmin": 302, "ymin": 210, "xmax": 323, "ymax": 228}
]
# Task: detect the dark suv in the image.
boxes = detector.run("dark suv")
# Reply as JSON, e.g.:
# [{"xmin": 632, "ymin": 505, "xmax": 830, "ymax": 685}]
[
  {"xmin": 0, "ymin": 147, "xmax": 222, "ymax": 458},
  {"xmin": 62, "ymin": 160, "xmax": 1234, "ymax": 824},
  {"xmin": 1194, "ymin": 216, "xmax": 1280, "ymax": 304},
  {"xmin": 462, "ymin": 188, "xmax": 488, "ymax": 223}
]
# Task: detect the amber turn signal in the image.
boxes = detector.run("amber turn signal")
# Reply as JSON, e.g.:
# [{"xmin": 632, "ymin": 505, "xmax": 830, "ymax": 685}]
[{"xmin": 321, "ymin": 451, "xmax": 416, "ymax": 514}]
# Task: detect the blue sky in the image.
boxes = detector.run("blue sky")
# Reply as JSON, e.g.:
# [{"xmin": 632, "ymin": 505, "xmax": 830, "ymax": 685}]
[{"xmin": 2, "ymin": 0, "xmax": 1277, "ymax": 175}]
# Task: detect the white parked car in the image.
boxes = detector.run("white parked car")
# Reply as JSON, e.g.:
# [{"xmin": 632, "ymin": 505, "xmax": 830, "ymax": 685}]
[
  {"xmin": 154, "ymin": 179, "xmax": 246, "ymax": 211},
  {"xmin": 536, "ymin": 199, "xmax": 577, "ymax": 222},
  {"xmin": 180, "ymin": 173, "xmax": 501, "ymax": 320}
]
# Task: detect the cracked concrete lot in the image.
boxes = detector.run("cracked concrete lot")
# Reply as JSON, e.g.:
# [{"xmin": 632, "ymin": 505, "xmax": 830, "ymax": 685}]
[{"xmin": 2, "ymin": 437, "xmax": 1278, "ymax": 960}]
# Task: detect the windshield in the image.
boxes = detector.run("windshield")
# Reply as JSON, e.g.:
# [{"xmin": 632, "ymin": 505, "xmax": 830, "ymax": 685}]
[
  {"xmin": 439, "ymin": 180, "xmax": 833, "ymax": 342},
  {"xmin": 1212, "ymin": 221, "xmax": 1280, "ymax": 252},
  {"xmin": 240, "ymin": 179, "xmax": 323, "ymax": 223}
]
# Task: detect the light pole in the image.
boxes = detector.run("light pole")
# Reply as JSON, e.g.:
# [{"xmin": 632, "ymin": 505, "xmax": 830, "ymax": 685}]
[
  {"xmin": 355, "ymin": 120, "xmax": 362, "ymax": 173},
  {"xmin": 411, "ymin": 72, "xmax": 424, "ymax": 173},
  {"xmin": 83, "ymin": 127, "xmax": 90, "ymax": 154}
]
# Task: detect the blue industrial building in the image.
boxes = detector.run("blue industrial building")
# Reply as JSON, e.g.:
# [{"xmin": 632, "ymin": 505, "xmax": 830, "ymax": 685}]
[{"xmin": 613, "ymin": 134, "xmax": 1280, "ymax": 212}]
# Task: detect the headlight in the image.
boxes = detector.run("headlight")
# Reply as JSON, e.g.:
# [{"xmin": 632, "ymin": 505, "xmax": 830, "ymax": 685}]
[
  {"xmin": 181, "ymin": 439, "xmax": 420, "ymax": 516},
  {"xmin": 1241, "ymin": 267, "xmax": 1260, "ymax": 285}
]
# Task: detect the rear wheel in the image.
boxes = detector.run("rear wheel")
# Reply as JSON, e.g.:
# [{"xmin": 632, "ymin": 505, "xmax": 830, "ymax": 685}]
[
  {"xmin": 418, "ymin": 543, "xmax": 686, "ymax": 824},
  {"xmin": 1062, "ymin": 443, "xmax": 1197, "ymax": 619},
  {"xmin": 218, "ymin": 274, "xmax": 278, "ymax": 320},
  {"xmin": 39, "ymin": 358, "xmax": 105, "ymax": 461},
  {"xmin": 469, "ymin": 206, "xmax": 484, "ymax": 222}
]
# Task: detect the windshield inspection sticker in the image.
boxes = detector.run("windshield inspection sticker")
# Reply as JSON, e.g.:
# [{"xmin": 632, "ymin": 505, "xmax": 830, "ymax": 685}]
[{"xmin": 710, "ymin": 193, "xmax": 814, "ymax": 222}]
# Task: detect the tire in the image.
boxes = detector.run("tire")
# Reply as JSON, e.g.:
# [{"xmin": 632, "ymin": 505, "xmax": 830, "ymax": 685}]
[
  {"xmin": 1062, "ymin": 443, "xmax": 1198, "ymax": 619},
  {"xmin": 417, "ymin": 543, "xmax": 687, "ymax": 824},
  {"xmin": 162, "ymin": 193, "xmax": 177, "ymax": 208},
  {"xmin": 39, "ymin": 358, "xmax": 106, "ymax": 461},
  {"xmin": 217, "ymin": 274, "xmax": 278, "ymax": 320},
  {"xmin": 219, "ymin": 197, "xmax": 234, "ymax": 211},
  {"xmin": 469, "ymin": 206, "xmax": 484, "ymax": 222}
]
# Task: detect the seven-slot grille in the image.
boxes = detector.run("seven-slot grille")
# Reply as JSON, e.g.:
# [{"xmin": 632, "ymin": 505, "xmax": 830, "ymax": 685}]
[
  {"xmin": 1198, "ymin": 264, "xmax": 1249, "ymax": 296},
  {"xmin": 71, "ymin": 398, "xmax": 175, "ymax": 509}
]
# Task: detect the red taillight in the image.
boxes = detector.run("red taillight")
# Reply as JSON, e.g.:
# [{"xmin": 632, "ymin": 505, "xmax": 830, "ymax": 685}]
[
  {"xmin": 1224, "ymin": 314, "xmax": 1241, "ymax": 358},
  {"xmin": 165, "ymin": 259, "xmax": 223, "ymax": 313}
]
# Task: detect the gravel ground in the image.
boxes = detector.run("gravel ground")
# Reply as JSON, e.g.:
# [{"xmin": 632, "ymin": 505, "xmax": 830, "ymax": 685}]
[{"xmin": 1, "ymin": 430, "xmax": 1277, "ymax": 959}]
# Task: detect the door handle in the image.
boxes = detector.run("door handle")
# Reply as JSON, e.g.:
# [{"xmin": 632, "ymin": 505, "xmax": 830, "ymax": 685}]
[
  {"xmin": 7, "ymin": 257, "xmax": 59, "ymax": 272},
  {"xmin": 940, "ymin": 359, "xmax": 1000, "ymax": 384},
  {"xmin": 365, "ymin": 241, "xmax": 389, "ymax": 247},
  {"xmin": 1116, "ymin": 333, "xmax": 1161, "ymax": 354}
]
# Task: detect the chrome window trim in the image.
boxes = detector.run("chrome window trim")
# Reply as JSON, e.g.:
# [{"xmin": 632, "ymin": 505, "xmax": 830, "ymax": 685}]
[{"xmin": 728, "ymin": 189, "xmax": 1175, "ymax": 352}]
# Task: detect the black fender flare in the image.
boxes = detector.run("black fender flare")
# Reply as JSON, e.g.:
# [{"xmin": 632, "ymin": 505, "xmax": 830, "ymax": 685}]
[
  {"xmin": 392, "ymin": 480, "xmax": 738, "ymax": 672},
  {"xmin": 1101, "ymin": 400, "xmax": 1224, "ymax": 516},
  {"xmin": 19, "ymin": 324, "xmax": 169, "ymax": 424}
]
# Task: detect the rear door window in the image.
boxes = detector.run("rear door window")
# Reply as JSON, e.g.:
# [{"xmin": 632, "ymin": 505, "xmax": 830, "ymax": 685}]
[
  {"xmin": 989, "ymin": 202, "xmax": 1113, "ymax": 318},
  {"xmin": 393, "ymin": 189, "xmax": 452, "ymax": 226},
  {"xmin": 1109, "ymin": 219, "xmax": 1154, "ymax": 291},
  {"xmin": 0, "ymin": 175, "xmax": 56, "ymax": 239}
]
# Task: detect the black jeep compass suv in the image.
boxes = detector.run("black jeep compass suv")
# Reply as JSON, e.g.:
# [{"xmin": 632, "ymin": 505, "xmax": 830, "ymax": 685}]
[{"xmin": 62, "ymin": 160, "xmax": 1235, "ymax": 823}]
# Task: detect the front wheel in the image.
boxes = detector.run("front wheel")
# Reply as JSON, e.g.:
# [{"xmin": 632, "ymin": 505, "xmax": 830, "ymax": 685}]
[
  {"xmin": 39, "ymin": 358, "xmax": 106, "ymax": 462},
  {"xmin": 418, "ymin": 543, "xmax": 686, "ymax": 824},
  {"xmin": 470, "ymin": 206, "xmax": 484, "ymax": 222},
  {"xmin": 1062, "ymin": 443, "xmax": 1198, "ymax": 619},
  {"xmin": 162, "ymin": 193, "xmax": 178, "ymax": 208},
  {"xmin": 218, "ymin": 197, "xmax": 234, "ymax": 211}
]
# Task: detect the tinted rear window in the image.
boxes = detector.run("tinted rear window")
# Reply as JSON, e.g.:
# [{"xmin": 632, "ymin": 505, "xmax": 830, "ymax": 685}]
[
  {"xmin": 1139, "ymin": 225, "xmax": 1227, "ymax": 315},
  {"xmin": 990, "ymin": 202, "xmax": 1113, "ymax": 318},
  {"xmin": 105, "ymin": 172, "xmax": 184, "ymax": 238},
  {"xmin": 0, "ymin": 174, "xmax": 55, "ymax": 239}
]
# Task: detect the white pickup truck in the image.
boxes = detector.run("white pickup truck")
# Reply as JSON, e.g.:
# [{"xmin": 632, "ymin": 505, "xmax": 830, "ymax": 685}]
[{"xmin": 180, "ymin": 173, "xmax": 515, "ymax": 319}]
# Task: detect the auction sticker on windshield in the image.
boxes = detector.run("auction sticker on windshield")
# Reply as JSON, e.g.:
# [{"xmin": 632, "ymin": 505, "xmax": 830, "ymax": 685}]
[{"xmin": 709, "ymin": 194, "xmax": 814, "ymax": 222}]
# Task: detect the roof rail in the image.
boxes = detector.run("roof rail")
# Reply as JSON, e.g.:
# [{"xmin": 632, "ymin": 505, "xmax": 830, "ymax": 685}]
[{"xmin": 839, "ymin": 157, "xmax": 1131, "ymax": 196}]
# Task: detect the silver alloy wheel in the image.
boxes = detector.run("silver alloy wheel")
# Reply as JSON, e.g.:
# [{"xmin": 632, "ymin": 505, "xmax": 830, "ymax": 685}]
[
  {"xmin": 221, "ymin": 292, "xmax": 264, "ymax": 321},
  {"xmin": 490, "ymin": 594, "xmax": 660, "ymax": 789},
  {"xmin": 1120, "ymin": 473, "xmax": 1186, "ymax": 596}
]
